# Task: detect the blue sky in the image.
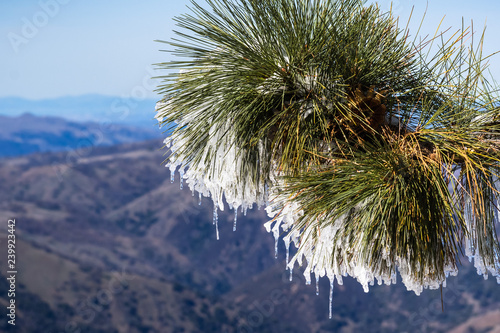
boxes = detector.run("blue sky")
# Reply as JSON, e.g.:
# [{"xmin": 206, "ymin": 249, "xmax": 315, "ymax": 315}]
[{"xmin": 1, "ymin": 0, "xmax": 499, "ymax": 100}]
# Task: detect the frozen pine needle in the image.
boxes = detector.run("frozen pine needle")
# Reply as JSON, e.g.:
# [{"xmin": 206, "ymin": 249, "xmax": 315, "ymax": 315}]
[{"xmin": 156, "ymin": 0, "xmax": 500, "ymax": 318}]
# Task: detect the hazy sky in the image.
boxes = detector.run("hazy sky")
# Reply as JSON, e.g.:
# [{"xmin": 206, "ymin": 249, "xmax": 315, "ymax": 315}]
[{"xmin": 1, "ymin": 0, "xmax": 499, "ymax": 100}]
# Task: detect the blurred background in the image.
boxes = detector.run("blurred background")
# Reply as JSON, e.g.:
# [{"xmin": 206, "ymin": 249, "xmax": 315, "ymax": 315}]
[{"xmin": 0, "ymin": 1, "xmax": 500, "ymax": 332}]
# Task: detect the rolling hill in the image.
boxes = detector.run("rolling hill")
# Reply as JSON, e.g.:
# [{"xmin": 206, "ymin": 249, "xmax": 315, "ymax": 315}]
[
  {"xmin": 0, "ymin": 138, "xmax": 499, "ymax": 332},
  {"xmin": 0, "ymin": 113, "xmax": 162, "ymax": 157}
]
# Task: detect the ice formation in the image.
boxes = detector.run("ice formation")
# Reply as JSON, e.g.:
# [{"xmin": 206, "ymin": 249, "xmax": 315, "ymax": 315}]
[{"xmin": 155, "ymin": 99, "xmax": 500, "ymax": 317}]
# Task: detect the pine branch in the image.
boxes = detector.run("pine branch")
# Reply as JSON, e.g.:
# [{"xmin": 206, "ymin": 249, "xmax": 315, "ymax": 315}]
[{"xmin": 155, "ymin": 0, "xmax": 500, "ymax": 304}]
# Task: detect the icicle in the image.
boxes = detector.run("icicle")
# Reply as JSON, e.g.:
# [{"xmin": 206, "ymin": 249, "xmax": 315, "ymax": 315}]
[
  {"xmin": 233, "ymin": 209, "xmax": 238, "ymax": 231},
  {"xmin": 215, "ymin": 220, "xmax": 219, "ymax": 240},
  {"xmin": 289, "ymin": 267, "xmax": 293, "ymax": 282},
  {"xmin": 274, "ymin": 238, "xmax": 278, "ymax": 259},
  {"xmin": 198, "ymin": 192, "xmax": 202, "ymax": 205},
  {"xmin": 316, "ymin": 274, "xmax": 320, "ymax": 295},
  {"xmin": 179, "ymin": 168, "xmax": 184, "ymax": 190},
  {"xmin": 285, "ymin": 238, "xmax": 290, "ymax": 268},
  {"xmin": 213, "ymin": 203, "xmax": 217, "ymax": 225},
  {"xmin": 329, "ymin": 279, "xmax": 334, "ymax": 319},
  {"xmin": 213, "ymin": 203, "xmax": 219, "ymax": 240},
  {"xmin": 286, "ymin": 248, "xmax": 290, "ymax": 268},
  {"xmin": 305, "ymin": 271, "xmax": 312, "ymax": 285},
  {"xmin": 336, "ymin": 275, "xmax": 343, "ymax": 286},
  {"xmin": 215, "ymin": 218, "xmax": 219, "ymax": 240},
  {"xmin": 170, "ymin": 169, "xmax": 175, "ymax": 183}
]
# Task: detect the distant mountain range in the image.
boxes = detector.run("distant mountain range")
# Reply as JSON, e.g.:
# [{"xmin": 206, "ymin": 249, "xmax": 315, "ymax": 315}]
[
  {"xmin": 0, "ymin": 94, "xmax": 159, "ymax": 127},
  {"xmin": 0, "ymin": 139, "xmax": 499, "ymax": 332},
  {"xmin": 0, "ymin": 113, "xmax": 163, "ymax": 157}
]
